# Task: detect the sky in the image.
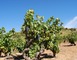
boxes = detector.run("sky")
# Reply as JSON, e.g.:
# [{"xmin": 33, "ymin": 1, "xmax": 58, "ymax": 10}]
[{"xmin": 0, "ymin": 0, "xmax": 77, "ymax": 32}]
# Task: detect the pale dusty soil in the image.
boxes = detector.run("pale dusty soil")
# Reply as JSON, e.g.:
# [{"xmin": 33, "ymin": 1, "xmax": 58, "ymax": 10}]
[
  {"xmin": 1, "ymin": 42, "xmax": 77, "ymax": 60},
  {"xmin": 42, "ymin": 42, "xmax": 77, "ymax": 60}
]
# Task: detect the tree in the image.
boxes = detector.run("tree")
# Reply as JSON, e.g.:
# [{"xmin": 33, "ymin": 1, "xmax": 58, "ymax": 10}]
[{"xmin": 22, "ymin": 9, "xmax": 63, "ymax": 59}]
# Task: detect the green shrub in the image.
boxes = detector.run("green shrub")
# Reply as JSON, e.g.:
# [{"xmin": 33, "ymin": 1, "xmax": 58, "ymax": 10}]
[{"xmin": 22, "ymin": 9, "xmax": 63, "ymax": 59}]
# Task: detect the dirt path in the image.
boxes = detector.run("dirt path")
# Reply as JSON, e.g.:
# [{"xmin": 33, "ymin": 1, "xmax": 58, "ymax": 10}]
[
  {"xmin": 42, "ymin": 42, "xmax": 77, "ymax": 60},
  {"xmin": 0, "ymin": 42, "xmax": 77, "ymax": 60}
]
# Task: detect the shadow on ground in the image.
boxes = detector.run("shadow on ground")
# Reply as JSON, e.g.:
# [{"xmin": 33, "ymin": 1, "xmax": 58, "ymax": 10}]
[
  {"xmin": 63, "ymin": 44, "xmax": 76, "ymax": 47},
  {"xmin": 40, "ymin": 53, "xmax": 54, "ymax": 60}
]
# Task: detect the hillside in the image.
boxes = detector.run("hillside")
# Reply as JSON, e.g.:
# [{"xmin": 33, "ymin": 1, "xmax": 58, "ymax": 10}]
[{"xmin": 0, "ymin": 28, "xmax": 77, "ymax": 60}]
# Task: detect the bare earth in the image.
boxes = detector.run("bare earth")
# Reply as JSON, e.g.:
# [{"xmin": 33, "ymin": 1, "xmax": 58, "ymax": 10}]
[
  {"xmin": 42, "ymin": 42, "xmax": 77, "ymax": 60},
  {"xmin": 0, "ymin": 42, "xmax": 77, "ymax": 60}
]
